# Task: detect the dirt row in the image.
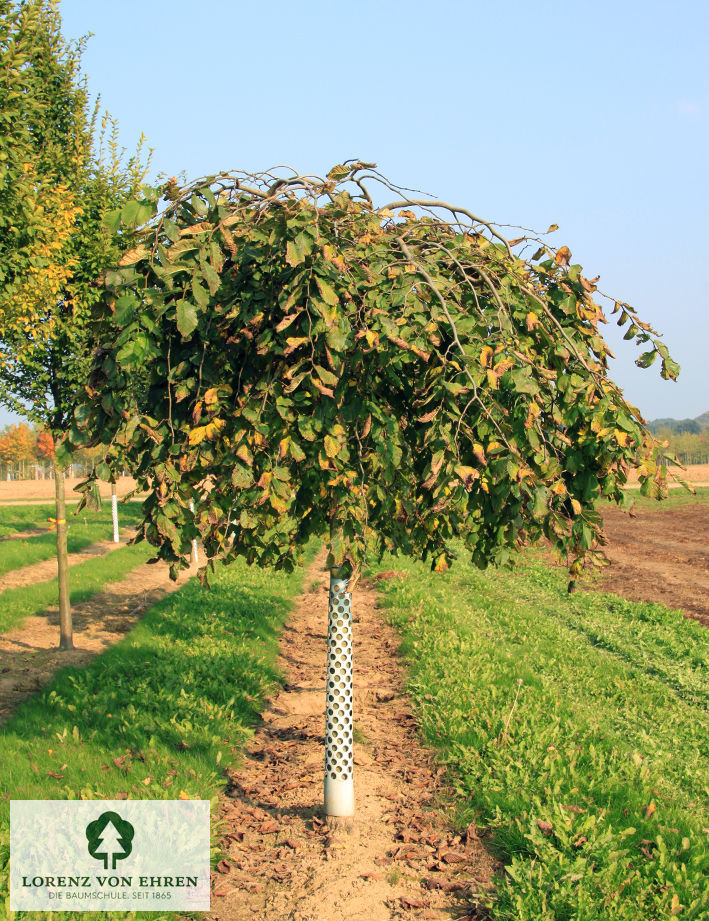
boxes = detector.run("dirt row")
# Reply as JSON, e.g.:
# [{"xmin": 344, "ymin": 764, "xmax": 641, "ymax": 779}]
[
  {"xmin": 0, "ymin": 556, "xmax": 194, "ymax": 724},
  {"xmin": 210, "ymin": 552, "xmax": 496, "ymax": 921},
  {"xmin": 595, "ymin": 503, "xmax": 709, "ymax": 626},
  {"xmin": 0, "ymin": 532, "xmax": 137, "ymax": 593}
]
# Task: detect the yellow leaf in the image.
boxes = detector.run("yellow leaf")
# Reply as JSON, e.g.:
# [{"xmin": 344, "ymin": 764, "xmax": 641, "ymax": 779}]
[
  {"xmin": 204, "ymin": 387, "xmax": 219, "ymax": 405},
  {"xmin": 473, "ymin": 444, "xmax": 486, "ymax": 466},
  {"xmin": 570, "ymin": 498, "xmax": 582, "ymax": 515},
  {"xmin": 486, "ymin": 368, "xmax": 499, "ymax": 390},
  {"xmin": 188, "ymin": 426, "xmax": 207, "ymax": 446},
  {"xmin": 670, "ymin": 894, "xmax": 680, "ymax": 916},
  {"xmin": 119, "ymin": 246, "xmax": 148, "ymax": 266},
  {"xmin": 615, "ymin": 430, "xmax": 629, "ymax": 447},
  {"xmin": 555, "ymin": 245, "xmax": 571, "ymax": 267},
  {"xmin": 526, "ymin": 311, "xmax": 539, "ymax": 331},
  {"xmin": 178, "ymin": 790, "xmax": 191, "ymax": 800},
  {"xmin": 433, "ymin": 553, "xmax": 449, "ymax": 574},
  {"xmin": 365, "ymin": 330, "xmax": 379, "ymax": 348},
  {"xmin": 205, "ymin": 418, "xmax": 226, "ymax": 440},
  {"xmin": 480, "ymin": 346, "xmax": 493, "ymax": 368},
  {"xmin": 324, "ymin": 435, "xmax": 340, "ymax": 458},
  {"xmin": 645, "ymin": 799, "xmax": 656, "ymax": 818},
  {"xmin": 551, "ymin": 480, "xmax": 567, "ymax": 496},
  {"xmin": 454, "ymin": 464, "xmax": 479, "ymax": 490}
]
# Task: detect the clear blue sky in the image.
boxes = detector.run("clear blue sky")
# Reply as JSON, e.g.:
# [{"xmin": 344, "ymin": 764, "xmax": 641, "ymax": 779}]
[{"xmin": 4, "ymin": 0, "xmax": 707, "ymax": 426}]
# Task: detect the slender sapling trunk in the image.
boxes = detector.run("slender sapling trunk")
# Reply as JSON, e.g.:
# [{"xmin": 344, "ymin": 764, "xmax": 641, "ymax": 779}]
[
  {"xmin": 111, "ymin": 482, "xmax": 119, "ymax": 543},
  {"xmin": 53, "ymin": 458, "xmax": 73, "ymax": 650},
  {"xmin": 190, "ymin": 500, "xmax": 199, "ymax": 565}
]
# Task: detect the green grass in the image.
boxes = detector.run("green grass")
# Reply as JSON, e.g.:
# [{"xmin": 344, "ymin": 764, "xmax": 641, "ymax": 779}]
[
  {"xmin": 622, "ymin": 484, "xmax": 709, "ymax": 510},
  {"xmin": 0, "ymin": 542, "xmax": 153, "ymax": 634},
  {"xmin": 371, "ymin": 550, "xmax": 709, "ymax": 921},
  {"xmin": 0, "ymin": 503, "xmax": 60, "ymax": 538},
  {"xmin": 0, "ymin": 549, "xmax": 312, "ymax": 921},
  {"xmin": 0, "ymin": 504, "xmax": 145, "ymax": 577}
]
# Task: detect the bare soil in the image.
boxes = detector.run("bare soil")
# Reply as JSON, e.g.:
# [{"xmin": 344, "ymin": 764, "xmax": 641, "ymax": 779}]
[
  {"xmin": 0, "ymin": 476, "xmax": 140, "ymax": 503},
  {"xmin": 0, "ymin": 532, "xmax": 136, "ymax": 593},
  {"xmin": 0, "ymin": 558, "xmax": 195, "ymax": 724},
  {"xmin": 625, "ymin": 462, "xmax": 709, "ymax": 488},
  {"xmin": 209, "ymin": 552, "xmax": 497, "ymax": 921},
  {"xmin": 594, "ymin": 503, "xmax": 709, "ymax": 626}
]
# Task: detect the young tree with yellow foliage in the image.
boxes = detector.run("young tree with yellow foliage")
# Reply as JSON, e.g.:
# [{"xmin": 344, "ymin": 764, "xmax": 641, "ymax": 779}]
[{"xmin": 0, "ymin": 0, "xmax": 151, "ymax": 648}]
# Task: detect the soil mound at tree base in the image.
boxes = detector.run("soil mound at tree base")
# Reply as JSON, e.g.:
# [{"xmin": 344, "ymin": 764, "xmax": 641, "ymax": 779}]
[{"xmin": 210, "ymin": 551, "xmax": 497, "ymax": 920}]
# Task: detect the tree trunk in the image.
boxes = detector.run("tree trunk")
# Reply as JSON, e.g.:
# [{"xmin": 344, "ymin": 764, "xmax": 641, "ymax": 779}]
[
  {"xmin": 111, "ymin": 482, "xmax": 119, "ymax": 543},
  {"xmin": 53, "ymin": 458, "xmax": 73, "ymax": 650},
  {"xmin": 324, "ymin": 569, "xmax": 355, "ymax": 817},
  {"xmin": 190, "ymin": 500, "xmax": 199, "ymax": 565}
]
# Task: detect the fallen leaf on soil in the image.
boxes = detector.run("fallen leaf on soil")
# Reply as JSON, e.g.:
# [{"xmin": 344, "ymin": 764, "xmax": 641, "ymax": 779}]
[
  {"xmin": 259, "ymin": 820, "xmax": 280, "ymax": 834},
  {"xmin": 537, "ymin": 819, "xmax": 554, "ymax": 836},
  {"xmin": 215, "ymin": 860, "xmax": 231, "ymax": 874},
  {"xmin": 46, "ymin": 771, "xmax": 64, "ymax": 779},
  {"xmin": 360, "ymin": 871, "xmax": 383, "ymax": 881},
  {"xmin": 442, "ymin": 851, "xmax": 466, "ymax": 864},
  {"xmin": 400, "ymin": 896, "xmax": 430, "ymax": 909}
]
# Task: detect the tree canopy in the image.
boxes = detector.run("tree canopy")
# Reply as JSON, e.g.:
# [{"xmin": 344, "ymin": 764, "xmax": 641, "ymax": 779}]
[
  {"xmin": 72, "ymin": 162, "xmax": 680, "ymax": 582},
  {"xmin": 0, "ymin": 0, "xmax": 151, "ymax": 432}
]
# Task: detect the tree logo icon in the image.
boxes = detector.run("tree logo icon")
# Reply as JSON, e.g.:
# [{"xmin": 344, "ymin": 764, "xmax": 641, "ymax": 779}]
[{"xmin": 85, "ymin": 811, "xmax": 135, "ymax": 870}]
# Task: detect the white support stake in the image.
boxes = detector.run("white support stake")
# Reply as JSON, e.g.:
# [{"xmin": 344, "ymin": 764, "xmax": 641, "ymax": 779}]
[
  {"xmin": 190, "ymin": 500, "xmax": 199, "ymax": 565},
  {"xmin": 324, "ymin": 573, "xmax": 355, "ymax": 817},
  {"xmin": 111, "ymin": 484, "xmax": 119, "ymax": 543}
]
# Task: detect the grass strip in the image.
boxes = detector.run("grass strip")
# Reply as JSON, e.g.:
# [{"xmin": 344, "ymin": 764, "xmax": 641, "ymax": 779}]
[
  {"xmin": 0, "ymin": 542, "xmax": 153, "ymax": 634},
  {"xmin": 0, "ymin": 550, "xmax": 309, "ymax": 921},
  {"xmin": 0, "ymin": 504, "xmax": 58, "ymax": 537},
  {"xmin": 0, "ymin": 506, "xmax": 145, "ymax": 577},
  {"xmin": 371, "ymin": 550, "xmax": 709, "ymax": 921},
  {"xmin": 620, "ymin": 484, "xmax": 709, "ymax": 509}
]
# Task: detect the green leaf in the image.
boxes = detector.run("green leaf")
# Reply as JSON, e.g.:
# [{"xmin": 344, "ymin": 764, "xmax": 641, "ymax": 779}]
[
  {"xmin": 163, "ymin": 218, "xmax": 180, "ymax": 243},
  {"xmin": 176, "ymin": 301, "xmax": 199, "ymax": 337},
  {"xmin": 114, "ymin": 295, "xmax": 137, "ymax": 326},
  {"xmin": 314, "ymin": 365, "xmax": 339, "ymax": 388},
  {"xmin": 191, "ymin": 279, "xmax": 210, "ymax": 307},
  {"xmin": 103, "ymin": 208, "xmax": 122, "ymax": 232},
  {"xmin": 201, "ymin": 262, "xmax": 221, "ymax": 296},
  {"xmin": 315, "ymin": 276, "xmax": 339, "ymax": 306}
]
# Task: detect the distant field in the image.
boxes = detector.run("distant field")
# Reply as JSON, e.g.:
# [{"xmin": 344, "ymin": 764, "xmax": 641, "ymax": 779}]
[
  {"xmin": 625, "ymin": 462, "xmax": 709, "ymax": 488},
  {"xmin": 0, "ymin": 476, "xmax": 140, "ymax": 504},
  {"xmin": 623, "ymin": 484, "xmax": 709, "ymax": 509}
]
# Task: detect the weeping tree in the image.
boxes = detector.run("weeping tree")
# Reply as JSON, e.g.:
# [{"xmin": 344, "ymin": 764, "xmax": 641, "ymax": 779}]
[{"xmin": 71, "ymin": 162, "xmax": 680, "ymax": 816}]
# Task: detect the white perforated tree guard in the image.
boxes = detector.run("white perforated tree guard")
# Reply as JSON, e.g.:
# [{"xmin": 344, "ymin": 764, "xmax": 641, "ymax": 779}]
[
  {"xmin": 324, "ymin": 574, "xmax": 354, "ymax": 817},
  {"xmin": 190, "ymin": 500, "xmax": 199, "ymax": 565},
  {"xmin": 111, "ymin": 485, "xmax": 119, "ymax": 543}
]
